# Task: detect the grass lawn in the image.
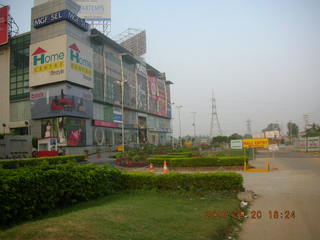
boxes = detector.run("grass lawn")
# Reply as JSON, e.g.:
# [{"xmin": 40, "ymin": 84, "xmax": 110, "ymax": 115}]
[{"xmin": 0, "ymin": 191, "xmax": 240, "ymax": 240}]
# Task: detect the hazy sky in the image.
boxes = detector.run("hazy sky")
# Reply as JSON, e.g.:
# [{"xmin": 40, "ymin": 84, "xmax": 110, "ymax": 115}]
[{"xmin": 1, "ymin": 0, "xmax": 320, "ymax": 137}]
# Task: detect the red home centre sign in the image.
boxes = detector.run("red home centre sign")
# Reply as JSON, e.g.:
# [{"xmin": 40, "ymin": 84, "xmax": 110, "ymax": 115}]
[{"xmin": 0, "ymin": 6, "xmax": 9, "ymax": 46}]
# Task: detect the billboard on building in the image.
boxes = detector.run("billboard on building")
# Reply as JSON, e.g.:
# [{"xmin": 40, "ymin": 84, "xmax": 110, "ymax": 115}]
[
  {"xmin": 0, "ymin": 6, "xmax": 9, "ymax": 46},
  {"xmin": 34, "ymin": 0, "xmax": 111, "ymax": 20},
  {"xmin": 148, "ymin": 73, "xmax": 158, "ymax": 114},
  {"xmin": 31, "ymin": 83, "xmax": 93, "ymax": 119},
  {"xmin": 120, "ymin": 30, "xmax": 146, "ymax": 56},
  {"xmin": 29, "ymin": 35, "xmax": 67, "ymax": 86},
  {"xmin": 67, "ymin": 36, "xmax": 93, "ymax": 87},
  {"xmin": 74, "ymin": 0, "xmax": 111, "ymax": 20},
  {"xmin": 265, "ymin": 131, "xmax": 281, "ymax": 139},
  {"xmin": 157, "ymin": 80, "xmax": 166, "ymax": 116},
  {"xmin": 29, "ymin": 35, "xmax": 93, "ymax": 88},
  {"xmin": 41, "ymin": 117, "xmax": 86, "ymax": 146}
]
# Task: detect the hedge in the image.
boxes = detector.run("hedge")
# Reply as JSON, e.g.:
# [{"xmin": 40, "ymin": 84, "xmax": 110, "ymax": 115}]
[
  {"xmin": 0, "ymin": 155, "xmax": 86, "ymax": 169},
  {"xmin": 0, "ymin": 164, "xmax": 123, "ymax": 225},
  {"xmin": 151, "ymin": 153, "xmax": 193, "ymax": 159},
  {"xmin": 147, "ymin": 156, "xmax": 247, "ymax": 167},
  {"xmin": 122, "ymin": 171, "xmax": 243, "ymax": 192}
]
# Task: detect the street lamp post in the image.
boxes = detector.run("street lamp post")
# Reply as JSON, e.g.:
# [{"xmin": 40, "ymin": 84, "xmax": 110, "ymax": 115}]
[
  {"xmin": 176, "ymin": 105, "xmax": 183, "ymax": 147},
  {"xmin": 191, "ymin": 112, "xmax": 197, "ymax": 139},
  {"xmin": 119, "ymin": 53, "xmax": 127, "ymax": 153},
  {"xmin": 170, "ymin": 102, "xmax": 175, "ymax": 150}
]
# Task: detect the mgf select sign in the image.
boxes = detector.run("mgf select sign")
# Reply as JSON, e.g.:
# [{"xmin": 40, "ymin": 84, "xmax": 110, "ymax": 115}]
[{"xmin": 33, "ymin": 9, "xmax": 89, "ymax": 31}]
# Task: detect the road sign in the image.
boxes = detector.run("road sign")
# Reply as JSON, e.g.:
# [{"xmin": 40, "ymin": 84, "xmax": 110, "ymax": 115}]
[
  {"xmin": 231, "ymin": 140, "xmax": 243, "ymax": 149},
  {"xmin": 243, "ymin": 138, "xmax": 269, "ymax": 148},
  {"xmin": 268, "ymin": 144, "xmax": 279, "ymax": 152}
]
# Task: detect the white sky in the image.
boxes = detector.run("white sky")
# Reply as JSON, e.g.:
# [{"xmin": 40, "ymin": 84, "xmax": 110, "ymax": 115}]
[{"xmin": 2, "ymin": 0, "xmax": 320, "ymax": 137}]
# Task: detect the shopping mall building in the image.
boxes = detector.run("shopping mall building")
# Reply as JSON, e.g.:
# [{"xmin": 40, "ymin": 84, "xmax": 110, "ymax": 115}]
[{"xmin": 0, "ymin": 0, "xmax": 172, "ymax": 149}]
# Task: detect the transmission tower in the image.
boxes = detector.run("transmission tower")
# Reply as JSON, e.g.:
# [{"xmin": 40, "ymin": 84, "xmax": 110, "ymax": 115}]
[
  {"xmin": 209, "ymin": 90, "xmax": 223, "ymax": 139},
  {"xmin": 246, "ymin": 119, "xmax": 252, "ymax": 136},
  {"xmin": 190, "ymin": 112, "xmax": 197, "ymax": 138}
]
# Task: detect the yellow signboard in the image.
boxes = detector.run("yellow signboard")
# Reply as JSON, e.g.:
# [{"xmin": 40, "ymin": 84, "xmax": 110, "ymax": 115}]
[{"xmin": 243, "ymin": 138, "xmax": 269, "ymax": 148}]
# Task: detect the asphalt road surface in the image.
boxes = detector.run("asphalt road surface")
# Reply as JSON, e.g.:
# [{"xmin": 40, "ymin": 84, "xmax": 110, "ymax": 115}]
[{"xmin": 239, "ymin": 150, "xmax": 320, "ymax": 240}]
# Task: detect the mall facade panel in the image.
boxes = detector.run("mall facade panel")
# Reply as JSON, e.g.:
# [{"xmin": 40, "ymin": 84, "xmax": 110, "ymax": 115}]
[{"xmin": 0, "ymin": 0, "xmax": 172, "ymax": 148}]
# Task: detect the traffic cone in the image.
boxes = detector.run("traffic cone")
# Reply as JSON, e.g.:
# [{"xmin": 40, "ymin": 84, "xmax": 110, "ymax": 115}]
[
  {"xmin": 163, "ymin": 160, "xmax": 169, "ymax": 174},
  {"xmin": 149, "ymin": 163, "xmax": 155, "ymax": 172}
]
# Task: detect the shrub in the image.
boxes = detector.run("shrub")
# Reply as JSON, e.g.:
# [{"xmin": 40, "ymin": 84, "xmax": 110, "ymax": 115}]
[
  {"xmin": 32, "ymin": 137, "xmax": 38, "ymax": 148},
  {"xmin": 0, "ymin": 164, "xmax": 123, "ymax": 225},
  {"xmin": 122, "ymin": 171, "xmax": 243, "ymax": 192},
  {"xmin": 0, "ymin": 155, "xmax": 86, "ymax": 169},
  {"xmin": 147, "ymin": 156, "xmax": 247, "ymax": 167}
]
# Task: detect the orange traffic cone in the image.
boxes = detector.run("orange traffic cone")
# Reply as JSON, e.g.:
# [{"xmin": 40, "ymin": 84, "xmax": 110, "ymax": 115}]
[
  {"xmin": 149, "ymin": 163, "xmax": 155, "ymax": 172},
  {"xmin": 162, "ymin": 160, "xmax": 169, "ymax": 174}
]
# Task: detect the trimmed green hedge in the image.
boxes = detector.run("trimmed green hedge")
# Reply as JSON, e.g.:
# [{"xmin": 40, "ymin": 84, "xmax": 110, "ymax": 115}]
[
  {"xmin": 151, "ymin": 154, "xmax": 193, "ymax": 159},
  {"xmin": 122, "ymin": 171, "xmax": 243, "ymax": 192},
  {"xmin": 0, "ymin": 164, "xmax": 123, "ymax": 225},
  {"xmin": 211, "ymin": 149, "xmax": 248, "ymax": 157},
  {"xmin": 0, "ymin": 155, "xmax": 86, "ymax": 169},
  {"xmin": 147, "ymin": 156, "xmax": 247, "ymax": 167}
]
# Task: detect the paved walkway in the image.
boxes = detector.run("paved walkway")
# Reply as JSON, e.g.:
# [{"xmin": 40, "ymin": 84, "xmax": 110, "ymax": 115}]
[
  {"xmin": 86, "ymin": 152, "xmax": 117, "ymax": 166},
  {"xmin": 239, "ymin": 150, "xmax": 320, "ymax": 240}
]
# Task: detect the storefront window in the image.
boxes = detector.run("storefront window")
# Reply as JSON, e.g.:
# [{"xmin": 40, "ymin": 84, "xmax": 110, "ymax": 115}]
[{"xmin": 41, "ymin": 117, "xmax": 86, "ymax": 147}]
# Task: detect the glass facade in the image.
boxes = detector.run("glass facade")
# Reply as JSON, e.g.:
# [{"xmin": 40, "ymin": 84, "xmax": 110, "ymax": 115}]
[{"xmin": 10, "ymin": 34, "xmax": 30, "ymax": 101}]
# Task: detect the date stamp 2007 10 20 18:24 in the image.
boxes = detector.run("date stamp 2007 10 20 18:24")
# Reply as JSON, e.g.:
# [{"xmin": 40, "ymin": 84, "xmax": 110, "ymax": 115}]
[{"xmin": 206, "ymin": 210, "xmax": 296, "ymax": 220}]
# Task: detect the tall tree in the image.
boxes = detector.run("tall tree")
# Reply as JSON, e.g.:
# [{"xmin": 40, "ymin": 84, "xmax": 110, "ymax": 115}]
[
  {"xmin": 287, "ymin": 122, "xmax": 299, "ymax": 137},
  {"xmin": 229, "ymin": 133, "xmax": 243, "ymax": 140}
]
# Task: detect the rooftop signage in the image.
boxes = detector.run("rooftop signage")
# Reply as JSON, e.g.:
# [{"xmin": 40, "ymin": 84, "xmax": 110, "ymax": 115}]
[
  {"xmin": 0, "ymin": 6, "xmax": 9, "ymax": 46},
  {"xmin": 33, "ymin": 9, "xmax": 90, "ymax": 31}
]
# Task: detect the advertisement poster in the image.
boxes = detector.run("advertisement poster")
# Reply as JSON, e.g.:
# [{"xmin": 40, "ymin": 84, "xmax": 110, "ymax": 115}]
[
  {"xmin": 157, "ymin": 80, "xmax": 166, "ymax": 116},
  {"xmin": 30, "ymin": 35, "xmax": 93, "ymax": 88},
  {"xmin": 29, "ymin": 35, "xmax": 67, "ymax": 87},
  {"xmin": 41, "ymin": 117, "xmax": 86, "ymax": 146},
  {"xmin": 0, "ymin": 6, "xmax": 9, "ymax": 46},
  {"xmin": 67, "ymin": 36, "xmax": 93, "ymax": 88},
  {"xmin": 113, "ymin": 107, "xmax": 122, "ymax": 123},
  {"xmin": 93, "ymin": 127, "xmax": 113, "ymax": 146},
  {"xmin": 31, "ymin": 83, "xmax": 93, "ymax": 119},
  {"xmin": 148, "ymin": 73, "xmax": 158, "ymax": 114}
]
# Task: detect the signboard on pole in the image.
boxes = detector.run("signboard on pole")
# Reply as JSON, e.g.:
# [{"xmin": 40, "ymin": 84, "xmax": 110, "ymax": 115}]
[
  {"xmin": 268, "ymin": 144, "xmax": 279, "ymax": 152},
  {"xmin": 231, "ymin": 140, "xmax": 243, "ymax": 149},
  {"xmin": 243, "ymin": 138, "xmax": 269, "ymax": 148},
  {"xmin": 0, "ymin": 6, "xmax": 9, "ymax": 46}
]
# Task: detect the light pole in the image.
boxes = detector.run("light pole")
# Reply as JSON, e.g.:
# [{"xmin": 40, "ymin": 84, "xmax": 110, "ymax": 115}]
[
  {"xmin": 176, "ymin": 105, "xmax": 183, "ymax": 147},
  {"xmin": 2, "ymin": 123, "xmax": 6, "ymax": 135},
  {"xmin": 169, "ymin": 102, "xmax": 175, "ymax": 150},
  {"xmin": 190, "ymin": 112, "xmax": 197, "ymax": 139},
  {"xmin": 119, "ymin": 53, "xmax": 127, "ymax": 153}
]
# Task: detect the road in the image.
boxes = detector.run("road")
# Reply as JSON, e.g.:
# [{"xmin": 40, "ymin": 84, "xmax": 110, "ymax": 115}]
[{"xmin": 239, "ymin": 150, "xmax": 320, "ymax": 240}]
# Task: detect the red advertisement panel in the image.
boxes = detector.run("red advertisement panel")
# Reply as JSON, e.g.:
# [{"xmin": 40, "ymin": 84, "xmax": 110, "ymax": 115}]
[{"xmin": 0, "ymin": 6, "xmax": 9, "ymax": 46}]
